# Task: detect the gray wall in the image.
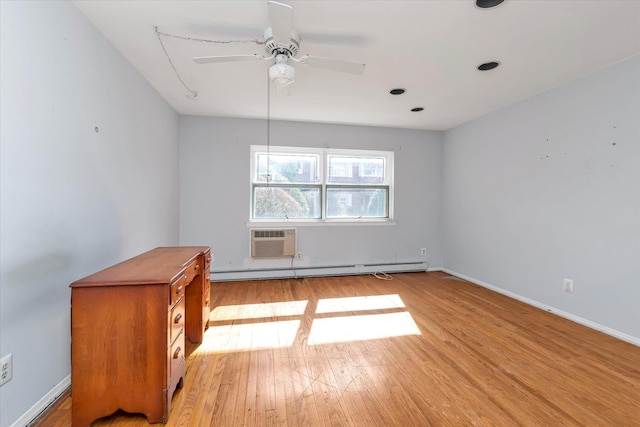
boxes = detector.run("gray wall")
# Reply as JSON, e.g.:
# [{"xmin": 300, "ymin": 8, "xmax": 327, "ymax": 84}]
[
  {"xmin": 442, "ymin": 55, "xmax": 640, "ymax": 340},
  {"xmin": 179, "ymin": 117, "xmax": 443, "ymax": 275},
  {"xmin": 0, "ymin": 2, "xmax": 180, "ymax": 425}
]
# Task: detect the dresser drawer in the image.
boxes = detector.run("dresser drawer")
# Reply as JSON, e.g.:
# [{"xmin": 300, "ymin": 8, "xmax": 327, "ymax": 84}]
[
  {"xmin": 170, "ymin": 273, "xmax": 187, "ymax": 306},
  {"xmin": 168, "ymin": 331, "xmax": 185, "ymax": 393},
  {"xmin": 202, "ymin": 287, "xmax": 211, "ymax": 330},
  {"xmin": 170, "ymin": 297, "xmax": 185, "ymax": 345},
  {"xmin": 204, "ymin": 251, "xmax": 211, "ymax": 273}
]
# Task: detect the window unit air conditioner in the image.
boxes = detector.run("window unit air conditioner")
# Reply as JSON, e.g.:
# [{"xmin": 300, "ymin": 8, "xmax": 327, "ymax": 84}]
[{"xmin": 251, "ymin": 229, "xmax": 296, "ymax": 258}]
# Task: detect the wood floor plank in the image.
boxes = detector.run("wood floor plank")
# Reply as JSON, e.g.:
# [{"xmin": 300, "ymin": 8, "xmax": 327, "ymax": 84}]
[
  {"xmin": 33, "ymin": 272, "xmax": 640, "ymax": 426},
  {"xmin": 285, "ymin": 283, "xmax": 323, "ymax": 427}
]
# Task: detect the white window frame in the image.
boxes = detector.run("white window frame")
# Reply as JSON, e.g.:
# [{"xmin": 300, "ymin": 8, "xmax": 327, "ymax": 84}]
[{"xmin": 250, "ymin": 145, "xmax": 394, "ymax": 224}]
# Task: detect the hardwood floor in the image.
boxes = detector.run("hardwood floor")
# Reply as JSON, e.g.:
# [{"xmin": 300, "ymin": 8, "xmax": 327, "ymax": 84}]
[{"xmin": 34, "ymin": 272, "xmax": 640, "ymax": 426}]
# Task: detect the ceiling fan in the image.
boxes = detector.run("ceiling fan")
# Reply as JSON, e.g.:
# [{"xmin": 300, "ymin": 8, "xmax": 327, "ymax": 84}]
[{"xmin": 192, "ymin": 1, "xmax": 366, "ymax": 89}]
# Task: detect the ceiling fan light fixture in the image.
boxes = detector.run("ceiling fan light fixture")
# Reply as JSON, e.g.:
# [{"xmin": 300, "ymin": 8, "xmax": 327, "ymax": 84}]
[{"xmin": 269, "ymin": 55, "xmax": 296, "ymax": 86}]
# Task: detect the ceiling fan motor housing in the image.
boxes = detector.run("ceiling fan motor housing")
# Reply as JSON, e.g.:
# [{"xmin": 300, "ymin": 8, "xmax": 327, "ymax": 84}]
[{"xmin": 264, "ymin": 28, "xmax": 300, "ymax": 57}]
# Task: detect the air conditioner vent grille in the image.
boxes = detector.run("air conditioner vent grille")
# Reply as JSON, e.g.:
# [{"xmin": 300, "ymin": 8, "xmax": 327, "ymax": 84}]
[{"xmin": 254, "ymin": 230, "xmax": 285, "ymax": 239}]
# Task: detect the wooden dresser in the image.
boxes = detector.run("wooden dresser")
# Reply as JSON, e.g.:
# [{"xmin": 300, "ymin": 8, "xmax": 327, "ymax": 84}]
[{"xmin": 70, "ymin": 246, "xmax": 211, "ymax": 426}]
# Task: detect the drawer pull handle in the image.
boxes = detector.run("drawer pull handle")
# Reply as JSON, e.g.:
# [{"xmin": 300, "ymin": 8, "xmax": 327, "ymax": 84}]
[
  {"xmin": 195, "ymin": 264, "xmax": 199, "ymax": 271},
  {"xmin": 174, "ymin": 313, "xmax": 182, "ymax": 324},
  {"xmin": 176, "ymin": 285, "xmax": 183, "ymax": 294},
  {"xmin": 173, "ymin": 347, "xmax": 182, "ymax": 359}
]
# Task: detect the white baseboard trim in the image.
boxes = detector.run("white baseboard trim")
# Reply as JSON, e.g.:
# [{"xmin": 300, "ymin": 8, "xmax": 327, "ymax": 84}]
[
  {"xmin": 12, "ymin": 375, "xmax": 70, "ymax": 427},
  {"xmin": 442, "ymin": 268, "xmax": 640, "ymax": 347}
]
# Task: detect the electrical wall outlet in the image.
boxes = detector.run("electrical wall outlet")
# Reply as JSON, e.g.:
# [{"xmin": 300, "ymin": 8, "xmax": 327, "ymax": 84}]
[
  {"xmin": 0, "ymin": 353, "xmax": 12, "ymax": 387},
  {"xmin": 420, "ymin": 248, "xmax": 427, "ymax": 256},
  {"xmin": 563, "ymin": 278, "xmax": 574, "ymax": 293},
  {"xmin": 296, "ymin": 252, "xmax": 302, "ymax": 260}
]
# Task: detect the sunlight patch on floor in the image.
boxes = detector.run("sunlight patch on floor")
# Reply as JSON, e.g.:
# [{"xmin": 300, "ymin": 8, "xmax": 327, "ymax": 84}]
[
  {"xmin": 308, "ymin": 311, "xmax": 421, "ymax": 345},
  {"xmin": 203, "ymin": 294, "xmax": 421, "ymax": 352},
  {"xmin": 205, "ymin": 320, "xmax": 301, "ymax": 353},
  {"xmin": 210, "ymin": 300, "xmax": 308, "ymax": 321},
  {"xmin": 315, "ymin": 294, "xmax": 406, "ymax": 314}
]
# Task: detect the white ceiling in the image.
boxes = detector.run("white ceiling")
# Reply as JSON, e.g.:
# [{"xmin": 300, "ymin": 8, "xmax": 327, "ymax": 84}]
[{"xmin": 73, "ymin": 0, "xmax": 640, "ymax": 131}]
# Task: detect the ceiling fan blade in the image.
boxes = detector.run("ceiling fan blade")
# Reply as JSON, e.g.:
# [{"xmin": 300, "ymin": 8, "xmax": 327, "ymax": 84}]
[
  {"xmin": 193, "ymin": 54, "xmax": 263, "ymax": 64},
  {"xmin": 268, "ymin": 1, "xmax": 293, "ymax": 45},
  {"xmin": 299, "ymin": 55, "xmax": 366, "ymax": 75}
]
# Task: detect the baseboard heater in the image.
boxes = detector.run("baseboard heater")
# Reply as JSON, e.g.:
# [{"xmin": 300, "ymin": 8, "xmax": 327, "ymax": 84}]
[{"xmin": 211, "ymin": 261, "xmax": 428, "ymax": 282}]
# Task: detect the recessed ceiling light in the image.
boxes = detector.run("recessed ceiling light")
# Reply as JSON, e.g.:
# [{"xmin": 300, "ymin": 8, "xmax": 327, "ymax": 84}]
[
  {"xmin": 411, "ymin": 107, "xmax": 424, "ymax": 112},
  {"xmin": 478, "ymin": 61, "xmax": 500, "ymax": 71},
  {"xmin": 476, "ymin": 0, "xmax": 506, "ymax": 8},
  {"xmin": 389, "ymin": 88, "xmax": 406, "ymax": 95}
]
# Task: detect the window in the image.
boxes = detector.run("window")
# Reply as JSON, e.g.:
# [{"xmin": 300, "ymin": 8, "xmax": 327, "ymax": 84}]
[{"xmin": 251, "ymin": 146, "xmax": 393, "ymax": 222}]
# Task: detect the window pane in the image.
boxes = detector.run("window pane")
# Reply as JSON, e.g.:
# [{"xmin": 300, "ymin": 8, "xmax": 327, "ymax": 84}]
[
  {"xmin": 254, "ymin": 187, "xmax": 321, "ymax": 219},
  {"xmin": 327, "ymin": 156, "xmax": 385, "ymax": 184},
  {"xmin": 256, "ymin": 153, "xmax": 319, "ymax": 184},
  {"xmin": 326, "ymin": 187, "xmax": 388, "ymax": 218}
]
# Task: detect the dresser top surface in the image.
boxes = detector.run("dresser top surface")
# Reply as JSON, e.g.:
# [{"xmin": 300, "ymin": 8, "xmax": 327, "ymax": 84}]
[{"xmin": 70, "ymin": 246, "xmax": 210, "ymax": 288}]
